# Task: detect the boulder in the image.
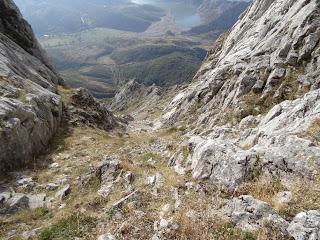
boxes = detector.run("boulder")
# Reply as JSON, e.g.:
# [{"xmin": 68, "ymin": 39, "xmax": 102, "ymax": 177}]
[
  {"xmin": 222, "ymin": 195, "xmax": 288, "ymax": 233},
  {"xmin": 97, "ymin": 157, "xmax": 120, "ymax": 198},
  {"xmin": 55, "ymin": 184, "xmax": 71, "ymax": 201},
  {"xmin": 275, "ymin": 191, "xmax": 293, "ymax": 205},
  {"xmin": 69, "ymin": 88, "xmax": 124, "ymax": 131},
  {"xmin": 287, "ymin": 211, "xmax": 320, "ymax": 240},
  {"xmin": 6, "ymin": 194, "xmax": 29, "ymax": 212},
  {"xmin": 21, "ymin": 227, "xmax": 43, "ymax": 240},
  {"xmin": 27, "ymin": 194, "xmax": 46, "ymax": 209},
  {"xmin": 190, "ymin": 138, "xmax": 259, "ymax": 191},
  {"xmin": 97, "ymin": 234, "xmax": 116, "ymax": 240}
]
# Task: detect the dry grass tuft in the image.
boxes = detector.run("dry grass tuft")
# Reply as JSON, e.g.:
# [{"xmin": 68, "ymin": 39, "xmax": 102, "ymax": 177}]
[
  {"xmin": 237, "ymin": 177, "xmax": 286, "ymax": 205},
  {"xmin": 278, "ymin": 178, "xmax": 320, "ymax": 221},
  {"xmin": 306, "ymin": 118, "xmax": 320, "ymax": 145}
]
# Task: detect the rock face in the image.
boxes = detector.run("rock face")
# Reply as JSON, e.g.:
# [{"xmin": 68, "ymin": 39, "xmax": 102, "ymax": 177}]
[
  {"xmin": 222, "ymin": 195, "xmax": 289, "ymax": 233},
  {"xmin": 186, "ymin": 89, "xmax": 320, "ymax": 190},
  {"xmin": 69, "ymin": 88, "xmax": 123, "ymax": 131},
  {"xmin": 162, "ymin": 0, "xmax": 320, "ymax": 189},
  {"xmin": 287, "ymin": 211, "xmax": 320, "ymax": 240},
  {"xmin": 0, "ymin": 0, "xmax": 59, "ymax": 73},
  {"xmin": 110, "ymin": 80, "xmax": 163, "ymax": 118},
  {"xmin": 189, "ymin": 137, "xmax": 259, "ymax": 191},
  {"xmin": 161, "ymin": 0, "xmax": 320, "ymax": 128},
  {"xmin": 110, "ymin": 80, "xmax": 146, "ymax": 113},
  {"xmin": 0, "ymin": 0, "xmax": 63, "ymax": 172}
]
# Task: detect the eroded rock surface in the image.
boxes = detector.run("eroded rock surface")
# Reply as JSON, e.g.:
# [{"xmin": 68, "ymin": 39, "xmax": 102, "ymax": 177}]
[
  {"xmin": 186, "ymin": 89, "xmax": 320, "ymax": 189},
  {"xmin": 0, "ymin": 0, "xmax": 63, "ymax": 172},
  {"xmin": 69, "ymin": 88, "xmax": 124, "ymax": 131},
  {"xmin": 160, "ymin": 0, "xmax": 320, "ymax": 128},
  {"xmin": 221, "ymin": 195, "xmax": 289, "ymax": 234},
  {"xmin": 287, "ymin": 211, "xmax": 320, "ymax": 240},
  {"xmin": 164, "ymin": 0, "xmax": 320, "ymax": 190}
]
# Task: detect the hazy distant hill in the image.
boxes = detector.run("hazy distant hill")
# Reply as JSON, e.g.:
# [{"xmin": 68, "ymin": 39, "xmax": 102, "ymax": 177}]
[
  {"xmin": 15, "ymin": 0, "xmax": 251, "ymax": 98},
  {"xmin": 40, "ymin": 28, "xmax": 207, "ymax": 98},
  {"xmin": 186, "ymin": 0, "xmax": 250, "ymax": 36},
  {"xmin": 15, "ymin": 0, "xmax": 165, "ymax": 35},
  {"xmin": 197, "ymin": 0, "xmax": 251, "ymax": 23}
]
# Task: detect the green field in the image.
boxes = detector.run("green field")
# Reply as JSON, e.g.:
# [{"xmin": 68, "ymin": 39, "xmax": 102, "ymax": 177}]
[{"xmin": 40, "ymin": 27, "xmax": 208, "ymax": 98}]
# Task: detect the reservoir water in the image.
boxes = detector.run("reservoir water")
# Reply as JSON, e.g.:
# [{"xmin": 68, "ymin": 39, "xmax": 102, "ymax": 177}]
[{"xmin": 132, "ymin": 0, "xmax": 201, "ymax": 28}]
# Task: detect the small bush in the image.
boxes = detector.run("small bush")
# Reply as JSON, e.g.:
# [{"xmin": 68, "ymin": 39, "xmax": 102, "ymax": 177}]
[{"xmin": 242, "ymin": 92, "xmax": 275, "ymax": 117}]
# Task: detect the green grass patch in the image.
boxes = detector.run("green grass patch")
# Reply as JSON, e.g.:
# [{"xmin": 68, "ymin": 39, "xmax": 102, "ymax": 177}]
[
  {"xmin": 139, "ymin": 152, "xmax": 157, "ymax": 162},
  {"xmin": 242, "ymin": 72, "xmax": 309, "ymax": 118},
  {"xmin": 16, "ymin": 92, "xmax": 28, "ymax": 103},
  {"xmin": 119, "ymin": 52, "xmax": 203, "ymax": 87},
  {"xmin": 211, "ymin": 222, "xmax": 256, "ymax": 240},
  {"xmin": 38, "ymin": 214, "xmax": 96, "ymax": 240},
  {"xmin": 167, "ymin": 127, "xmax": 178, "ymax": 134}
]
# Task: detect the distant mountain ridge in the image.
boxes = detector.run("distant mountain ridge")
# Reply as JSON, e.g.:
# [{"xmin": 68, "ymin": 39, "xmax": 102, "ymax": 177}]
[
  {"xmin": 14, "ymin": 0, "xmax": 165, "ymax": 34},
  {"xmin": 198, "ymin": 0, "xmax": 251, "ymax": 23},
  {"xmin": 186, "ymin": 0, "xmax": 250, "ymax": 36}
]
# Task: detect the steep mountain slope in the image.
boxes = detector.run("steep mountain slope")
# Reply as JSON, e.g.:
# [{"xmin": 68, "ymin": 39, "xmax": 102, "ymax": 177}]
[
  {"xmin": 0, "ymin": 0, "xmax": 123, "ymax": 172},
  {"xmin": 0, "ymin": 0, "xmax": 63, "ymax": 172},
  {"xmin": 161, "ymin": 0, "xmax": 320, "ymax": 129},
  {"xmin": 1, "ymin": 0, "xmax": 320, "ymax": 239},
  {"xmin": 156, "ymin": 0, "xmax": 320, "ymax": 236}
]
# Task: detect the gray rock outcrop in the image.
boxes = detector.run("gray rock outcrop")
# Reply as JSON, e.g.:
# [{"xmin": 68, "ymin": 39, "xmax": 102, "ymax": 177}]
[
  {"xmin": 222, "ymin": 195, "xmax": 289, "ymax": 233},
  {"xmin": 110, "ymin": 79, "xmax": 163, "ymax": 119},
  {"xmin": 68, "ymin": 88, "xmax": 124, "ymax": 131},
  {"xmin": 160, "ymin": 0, "xmax": 320, "ymax": 129},
  {"xmin": 161, "ymin": 0, "xmax": 320, "ymax": 189},
  {"xmin": 0, "ymin": 0, "xmax": 63, "ymax": 172},
  {"xmin": 0, "ymin": 192, "xmax": 48, "ymax": 215},
  {"xmin": 187, "ymin": 89, "xmax": 320, "ymax": 189},
  {"xmin": 287, "ymin": 211, "xmax": 320, "ymax": 240},
  {"xmin": 189, "ymin": 137, "xmax": 259, "ymax": 191}
]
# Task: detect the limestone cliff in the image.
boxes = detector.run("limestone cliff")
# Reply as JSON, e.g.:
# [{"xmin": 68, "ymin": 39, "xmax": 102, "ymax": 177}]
[
  {"xmin": 162, "ymin": 0, "xmax": 320, "ymax": 129},
  {"xmin": 0, "ymin": 0, "xmax": 63, "ymax": 172},
  {"xmin": 160, "ymin": 1, "xmax": 320, "ymax": 236},
  {"xmin": 163, "ymin": 0, "xmax": 320, "ymax": 207}
]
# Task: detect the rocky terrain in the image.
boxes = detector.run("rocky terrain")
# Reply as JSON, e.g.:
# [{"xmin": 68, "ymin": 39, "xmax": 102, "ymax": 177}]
[
  {"xmin": 0, "ymin": 0, "xmax": 63, "ymax": 172},
  {"xmin": 1, "ymin": 0, "xmax": 320, "ymax": 239}
]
